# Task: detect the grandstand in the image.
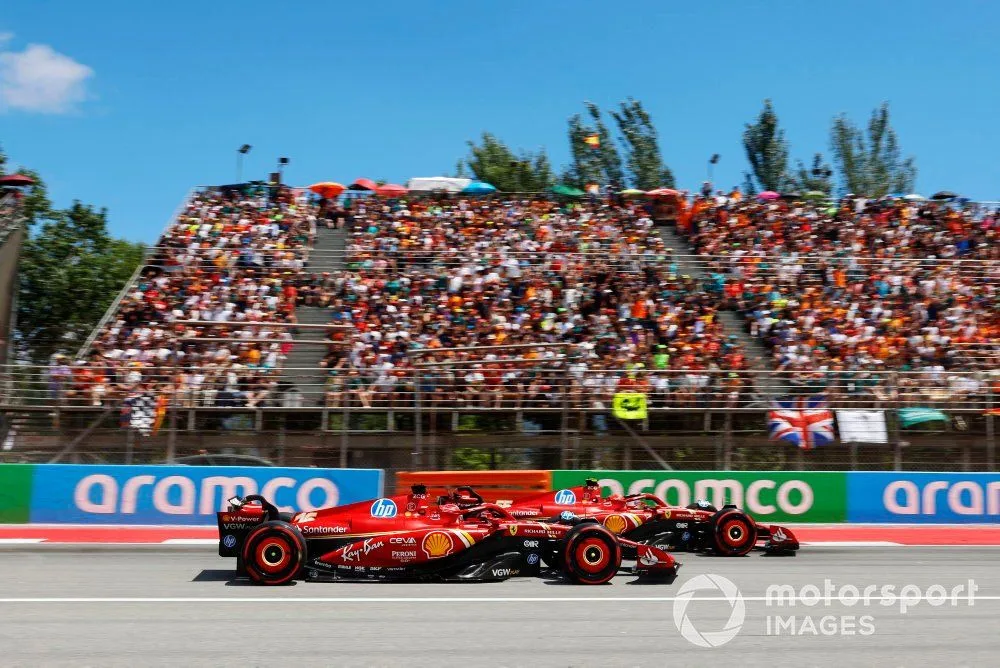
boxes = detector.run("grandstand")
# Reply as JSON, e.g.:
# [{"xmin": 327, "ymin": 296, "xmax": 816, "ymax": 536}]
[{"xmin": 0, "ymin": 183, "xmax": 997, "ymax": 473}]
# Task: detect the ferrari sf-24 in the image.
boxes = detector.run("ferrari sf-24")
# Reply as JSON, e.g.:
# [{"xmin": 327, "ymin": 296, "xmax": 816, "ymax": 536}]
[{"xmin": 217, "ymin": 485, "xmax": 680, "ymax": 585}]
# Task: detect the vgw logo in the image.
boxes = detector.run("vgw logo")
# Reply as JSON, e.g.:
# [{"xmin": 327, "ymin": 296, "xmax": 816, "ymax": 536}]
[
  {"xmin": 370, "ymin": 498, "xmax": 398, "ymax": 518},
  {"xmin": 554, "ymin": 489, "xmax": 577, "ymax": 505},
  {"xmin": 673, "ymin": 574, "xmax": 746, "ymax": 648}
]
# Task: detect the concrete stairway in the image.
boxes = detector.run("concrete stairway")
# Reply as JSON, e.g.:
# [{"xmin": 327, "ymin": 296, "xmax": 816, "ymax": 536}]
[
  {"xmin": 281, "ymin": 225, "xmax": 349, "ymax": 405},
  {"xmin": 651, "ymin": 223, "xmax": 784, "ymax": 398}
]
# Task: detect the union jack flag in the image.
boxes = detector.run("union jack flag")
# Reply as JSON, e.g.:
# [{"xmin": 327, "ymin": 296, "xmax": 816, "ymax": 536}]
[{"xmin": 768, "ymin": 395, "xmax": 835, "ymax": 450}]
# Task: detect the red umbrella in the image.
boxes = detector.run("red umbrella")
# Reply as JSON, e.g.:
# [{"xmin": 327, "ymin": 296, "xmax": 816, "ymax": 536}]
[
  {"xmin": 308, "ymin": 182, "xmax": 345, "ymax": 198},
  {"xmin": 350, "ymin": 178, "xmax": 377, "ymax": 191},
  {"xmin": 0, "ymin": 174, "xmax": 35, "ymax": 187},
  {"xmin": 376, "ymin": 184, "xmax": 408, "ymax": 198},
  {"xmin": 646, "ymin": 188, "xmax": 680, "ymax": 198}
]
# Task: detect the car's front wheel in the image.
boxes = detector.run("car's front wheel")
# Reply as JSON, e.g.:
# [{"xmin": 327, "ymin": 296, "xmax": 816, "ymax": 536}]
[
  {"xmin": 242, "ymin": 520, "xmax": 307, "ymax": 585},
  {"xmin": 561, "ymin": 523, "xmax": 621, "ymax": 585},
  {"xmin": 710, "ymin": 509, "xmax": 757, "ymax": 556}
]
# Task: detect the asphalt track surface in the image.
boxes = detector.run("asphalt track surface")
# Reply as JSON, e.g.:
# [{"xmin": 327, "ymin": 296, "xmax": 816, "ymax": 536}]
[{"xmin": 1, "ymin": 546, "xmax": 999, "ymax": 667}]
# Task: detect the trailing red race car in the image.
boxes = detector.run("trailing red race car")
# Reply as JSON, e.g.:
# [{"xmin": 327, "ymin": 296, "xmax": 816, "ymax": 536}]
[
  {"xmin": 466, "ymin": 479, "xmax": 799, "ymax": 557},
  {"xmin": 217, "ymin": 485, "xmax": 680, "ymax": 585}
]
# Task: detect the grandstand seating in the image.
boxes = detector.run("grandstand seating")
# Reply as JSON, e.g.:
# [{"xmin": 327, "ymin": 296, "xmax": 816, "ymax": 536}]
[{"xmin": 58, "ymin": 186, "xmax": 998, "ymax": 413}]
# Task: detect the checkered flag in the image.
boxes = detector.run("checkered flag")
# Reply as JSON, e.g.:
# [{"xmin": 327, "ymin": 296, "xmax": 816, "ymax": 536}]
[{"xmin": 125, "ymin": 394, "xmax": 158, "ymax": 436}]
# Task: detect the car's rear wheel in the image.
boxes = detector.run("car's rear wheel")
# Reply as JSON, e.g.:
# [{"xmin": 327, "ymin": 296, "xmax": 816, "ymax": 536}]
[
  {"xmin": 710, "ymin": 508, "xmax": 756, "ymax": 556},
  {"xmin": 242, "ymin": 520, "xmax": 307, "ymax": 585},
  {"xmin": 561, "ymin": 524, "xmax": 621, "ymax": 585}
]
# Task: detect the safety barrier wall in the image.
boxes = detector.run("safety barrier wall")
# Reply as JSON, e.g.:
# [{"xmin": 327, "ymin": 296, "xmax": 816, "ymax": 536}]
[
  {"xmin": 0, "ymin": 464, "xmax": 383, "ymax": 525},
  {"xmin": 553, "ymin": 471, "xmax": 1000, "ymax": 524},
  {"xmin": 553, "ymin": 470, "xmax": 847, "ymax": 523},
  {"xmin": 4, "ymin": 465, "xmax": 999, "ymax": 524},
  {"xmin": 394, "ymin": 470, "xmax": 552, "ymax": 502}
]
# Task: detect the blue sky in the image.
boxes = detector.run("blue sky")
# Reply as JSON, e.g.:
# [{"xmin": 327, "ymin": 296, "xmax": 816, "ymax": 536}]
[{"xmin": 2, "ymin": 0, "xmax": 998, "ymax": 242}]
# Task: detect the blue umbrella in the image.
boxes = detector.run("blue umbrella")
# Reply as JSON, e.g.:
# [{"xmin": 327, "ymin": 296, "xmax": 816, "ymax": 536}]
[{"xmin": 461, "ymin": 181, "xmax": 497, "ymax": 194}]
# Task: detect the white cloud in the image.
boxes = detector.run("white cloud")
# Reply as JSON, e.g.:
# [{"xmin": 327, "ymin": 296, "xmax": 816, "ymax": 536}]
[
  {"xmin": 0, "ymin": 41, "xmax": 94, "ymax": 114},
  {"xmin": 0, "ymin": 32, "xmax": 14, "ymax": 47}
]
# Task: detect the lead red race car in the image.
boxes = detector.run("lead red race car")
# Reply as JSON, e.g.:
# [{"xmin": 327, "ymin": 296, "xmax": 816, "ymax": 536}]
[
  {"xmin": 475, "ymin": 479, "xmax": 800, "ymax": 558},
  {"xmin": 217, "ymin": 485, "xmax": 680, "ymax": 585}
]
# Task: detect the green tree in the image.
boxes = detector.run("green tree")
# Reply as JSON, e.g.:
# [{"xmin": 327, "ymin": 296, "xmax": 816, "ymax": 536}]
[
  {"xmin": 17, "ymin": 201, "xmax": 144, "ymax": 362},
  {"xmin": 791, "ymin": 153, "xmax": 834, "ymax": 194},
  {"xmin": 457, "ymin": 133, "xmax": 554, "ymax": 192},
  {"xmin": 566, "ymin": 102, "xmax": 624, "ymax": 188},
  {"xmin": 743, "ymin": 99, "xmax": 790, "ymax": 192},
  {"xmin": 830, "ymin": 103, "xmax": 917, "ymax": 196},
  {"xmin": 610, "ymin": 98, "xmax": 675, "ymax": 189}
]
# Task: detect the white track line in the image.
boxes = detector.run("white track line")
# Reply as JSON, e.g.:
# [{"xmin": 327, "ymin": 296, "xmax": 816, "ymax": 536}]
[
  {"xmin": 0, "ymin": 539, "xmax": 45, "ymax": 544},
  {"xmin": 801, "ymin": 541, "xmax": 902, "ymax": 547},
  {"xmin": 1, "ymin": 595, "xmax": 999, "ymax": 604},
  {"xmin": 160, "ymin": 539, "xmax": 218, "ymax": 545}
]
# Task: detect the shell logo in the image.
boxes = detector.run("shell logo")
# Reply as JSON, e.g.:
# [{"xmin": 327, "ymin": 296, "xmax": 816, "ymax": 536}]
[
  {"xmin": 421, "ymin": 531, "xmax": 454, "ymax": 559},
  {"xmin": 604, "ymin": 514, "xmax": 628, "ymax": 534}
]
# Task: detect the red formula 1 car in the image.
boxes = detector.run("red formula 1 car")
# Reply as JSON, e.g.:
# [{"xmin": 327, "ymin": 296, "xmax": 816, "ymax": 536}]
[
  {"xmin": 480, "ymin": 479, "xmax": 799, "ymax": 557},
  {"xmin": 217, "ymin": 485, "xmax": 680, "ymax": 585}
]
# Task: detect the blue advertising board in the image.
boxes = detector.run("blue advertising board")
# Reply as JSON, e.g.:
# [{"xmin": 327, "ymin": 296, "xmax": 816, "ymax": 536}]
[
  {"xmin": 29, "ymin": 465, "xmax": 383, "ymax": 525},
  {"xmin": 847, "ymin": 472, "xmax": 1000, "ymax": 523}
]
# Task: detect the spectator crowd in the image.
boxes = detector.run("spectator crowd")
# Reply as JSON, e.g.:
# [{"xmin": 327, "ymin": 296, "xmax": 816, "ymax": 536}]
[{"xmin": 46, "ymin": 183, "xmax": 999, "ymax": 416}]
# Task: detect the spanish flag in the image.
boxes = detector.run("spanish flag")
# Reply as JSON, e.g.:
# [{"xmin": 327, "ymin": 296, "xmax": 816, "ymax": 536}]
[
  {"xmin": 151, "ymin": 394, "xmax": 169, "ymax": 436},
  {"xmin": 584, "ymin": 134, "xmax": 600, "ymax": 149}
]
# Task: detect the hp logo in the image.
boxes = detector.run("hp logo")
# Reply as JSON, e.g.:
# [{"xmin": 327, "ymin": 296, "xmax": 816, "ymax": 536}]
[
  {"xmin": 554, "ymin": 489, "xmax": 577, "ymax": 505},
  {"xmin": 527, "ymin": 553, "xmax": 540, "ymax": 565},
  {"xmin": 222, "ymin": 534, "xmax": 237, "ymax": 549},
  {"xmin": 370, "ymin": 498, "xmax": 398, "ymax": 518}
]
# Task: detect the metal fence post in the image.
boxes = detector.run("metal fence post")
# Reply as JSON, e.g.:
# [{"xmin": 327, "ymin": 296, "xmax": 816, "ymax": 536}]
[
  {"xmin": 890, "ymin": 372, "xmax": 902, "ymax": 471},
  {"xmin": 125, "ymin": 428, "xmax": 135, "ymax": 465},
  {"xmin": 340, "ymin": 391, "xmax": 349, "ymax": 468},
  {"xmin": 165, "ymin": 407, "xmax": 177, "ymax": 463},
  {"xmin": 987, "ymin": 382, "xmax": 996, "ymax": 472},
  {"xmin": 414, "ymin": 368, "xmax": 423, "ymax": 470},
  {"xmin": 560, "ymin": 365, "xmax": 569, "ymax": 469}
]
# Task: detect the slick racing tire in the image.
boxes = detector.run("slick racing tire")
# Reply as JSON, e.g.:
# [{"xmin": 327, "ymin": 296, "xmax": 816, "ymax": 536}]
[
  {"xmin": 710, "ymin": 508, "xmax": 757, "ymax": 557},
  {"xmin": 242, "ymin": 520, "xmax": 307, "ymax": 585},
  {"xmin": 561, "ymin": 523, "xmax": 622, "ymax": 585}
]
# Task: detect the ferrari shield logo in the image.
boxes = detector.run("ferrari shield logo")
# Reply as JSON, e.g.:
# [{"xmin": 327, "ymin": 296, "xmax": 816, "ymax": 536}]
[{"xmin": 508, "ymin": 526, "xmax": 517, "ymax": 536}]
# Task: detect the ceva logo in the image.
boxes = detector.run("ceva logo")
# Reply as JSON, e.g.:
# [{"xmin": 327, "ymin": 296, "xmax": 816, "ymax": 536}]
[
  {"xmin": 600, "ymin": 478, "xmax": 814, "ymax": 516},
  {"xmin": 370, "ymin": 498, "xmax": 398, "ymax": 518},
  {"xmin": 73, "ymin": 474, "xmax": 340, "ymax": 516}
]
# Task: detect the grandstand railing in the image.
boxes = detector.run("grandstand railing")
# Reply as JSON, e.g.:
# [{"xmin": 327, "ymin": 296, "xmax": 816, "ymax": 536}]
[
  {"xmin": 3, "ymin": 364, "xmax": 996, "ymax": 411},
  {"xmin": 1, "ymin": 362, "xmax": 995, "ymax": 471},
  {"xmin": 74, "ymin": 188, "xmax": 197, "ymax": 359}
]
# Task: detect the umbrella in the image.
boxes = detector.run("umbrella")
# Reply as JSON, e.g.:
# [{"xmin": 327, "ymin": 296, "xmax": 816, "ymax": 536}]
[
  {"xmin": 781, "ymin": 191, "xmax": 803, "ymax": 200},
  {"xmin": 461, "ymin": 181, "xmax": 497, "ymax": 195},
  {"xmin": 931, "ymin": 191, "xmax": 957, "ymax": 201},
  {"xmin": 802, "ymin": 190, "xmax": 829, "ymax": 201},
  {"xmin": 902, "ymin": 193, "xmax": 925, "ymax": 201},
  {"xmin": 757, "ymin": 191, "xmax": 780, "ymax": 201},
  {"xmin": 308, "ymin": 182, "xmax": 345, "ymax": 198},
  {"xmin": 0, "ymin": 174, "xmax": 35, "ymax": 187},
  {"xmin": 551, "ymin": 184, "xmax": 585, "ymax": 197},
  {"xmin": 646, "ymin": 188, "xmax": 680, "ymax": 198},
  {"xmin": 619, "ymin": 188, "xmax": 647, "ymax": 197},
  {"xmin": 375, "ymin": 183, "xmax": 407, "ymax": 198},
  {"xmin": 349, "ymin": 178, "xmax": 377, "ymax": 191}
]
